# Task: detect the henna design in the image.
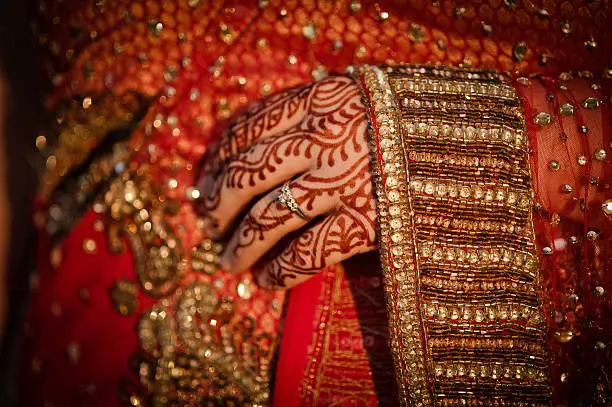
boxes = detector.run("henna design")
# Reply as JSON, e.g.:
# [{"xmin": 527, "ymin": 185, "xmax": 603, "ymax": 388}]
[
  {"xmin": 263, "ymin": 202, "xmax": 376, "ymax": 288},
  {"xmin": 198, "ymin": 84, "xmax": 314, "ymax": 218},
  {"xmin": 199, "ymin": 76, "xmax": 377, "ymax": 288}
]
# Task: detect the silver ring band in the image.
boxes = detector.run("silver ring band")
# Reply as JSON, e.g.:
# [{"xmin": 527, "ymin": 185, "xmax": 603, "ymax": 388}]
[{"xmin": 277, "ymin": 183, "xmax": 308, "ymax": 220}]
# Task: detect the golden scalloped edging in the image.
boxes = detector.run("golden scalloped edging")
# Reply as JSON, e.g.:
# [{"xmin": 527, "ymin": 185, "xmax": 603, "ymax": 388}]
[{"xmin": 354, "ymin": 65, "xmax": 551, "ymax": 406}]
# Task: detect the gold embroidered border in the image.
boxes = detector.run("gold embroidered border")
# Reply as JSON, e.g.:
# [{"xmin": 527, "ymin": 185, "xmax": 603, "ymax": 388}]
[
  {"xmin": 355, "ymin": 65, "xmax": 551, "ymax": 406},
  {"xmin": 355, "ymin": 66, "xmax": 431, "ymax": 406}
]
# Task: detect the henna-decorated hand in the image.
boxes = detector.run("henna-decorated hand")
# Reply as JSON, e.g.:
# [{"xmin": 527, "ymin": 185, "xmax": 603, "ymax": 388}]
[{"xmin": 197, "ymin": 76, "xmax": 376, "ymax": 289}]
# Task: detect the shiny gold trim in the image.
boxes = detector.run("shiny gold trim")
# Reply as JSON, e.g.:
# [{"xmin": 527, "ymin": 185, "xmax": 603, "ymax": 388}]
[
  {"xmin": 355, "ymin": 65, "xmax": 551, "ymax": 406},
  {"xmin": 355, "ymin": 65, "xmax": 432, "ymax": 406}
]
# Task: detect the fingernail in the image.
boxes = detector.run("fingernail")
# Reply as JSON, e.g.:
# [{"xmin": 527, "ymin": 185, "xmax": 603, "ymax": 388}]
[
  {"xmin": 256, "ymin": 269, "xmax": 273, "ymax": 289},
  {"xmin": 220, "ymin": 252, "xmax": 235, "ymax": 273}
]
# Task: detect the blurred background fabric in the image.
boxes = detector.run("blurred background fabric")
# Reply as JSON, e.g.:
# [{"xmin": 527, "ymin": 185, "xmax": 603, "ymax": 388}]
[{"xmin": 0, "ymin": 1, "xmax": 42, "ymax": 405}]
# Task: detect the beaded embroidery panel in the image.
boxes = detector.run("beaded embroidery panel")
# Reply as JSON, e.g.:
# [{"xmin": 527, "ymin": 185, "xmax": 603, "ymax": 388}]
[{"xmin": 356, "ymin": 65, "xmax": 552, "ymax": 406}]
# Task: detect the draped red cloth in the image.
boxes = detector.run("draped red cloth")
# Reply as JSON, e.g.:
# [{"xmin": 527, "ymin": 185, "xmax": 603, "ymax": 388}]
[{"xmin": 20, "ymin": 0, "xmax": 612, "ymax": 405}]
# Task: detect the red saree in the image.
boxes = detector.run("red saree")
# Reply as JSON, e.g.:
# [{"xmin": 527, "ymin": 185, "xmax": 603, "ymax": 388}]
[{"xmin": 20, "ymin": 0, "xmax": 612, "ymax": 405}]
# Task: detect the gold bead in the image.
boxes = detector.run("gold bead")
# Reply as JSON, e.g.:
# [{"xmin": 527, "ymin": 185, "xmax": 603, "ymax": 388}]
[
  {"xmin": 582, "ymin": 97, "xmax": 601, "ymax": 109},
  {"xmin": 586, "ymin": 230, "xmax": 598, "ymax": 241},
  {"xmin": 602, "ymin": 199, "xmax": 612, "ymax": 215},
  {"xmin": 585, "ymin": 36, "xmax": 597, "ymax": 50},
  {"xmin": 50, "ymin": 244, "xmax": 63, "ymax": 269},
  {"xmin": 454, "ymin": 6, "xmax": 467, "ymax": 18},
  {"xmin": 302, "ymin": 22, "xmax": 316, "ymax": 40},
  {"xmin": 577, "ymin": 155, "xmax": 587, "ymax": 166},
  {"xmin": 408, "ymin": 24, "xmax": 424, "ymax": 43},
  {"xmin": 517, "ymin": 77, "xmax": 530, "ymax": 86},
  {"xmin": 539, "ymin": 53, "xmax": 550, "ymax": 66},
  {"xmin": 237, "ymin": 278, "xmax": 254, "ymax": 300},
  {"xmin": 533, "ymin": 112, "xmax": 552, "ymax": 126},
  {"xmin": 256, "ymin": 37, "xmax": 268, "ymax": 49},
  {"xmin": 312, "ymin": 65, "xmax": 328, "ymax": 81},
  {"xmin": 554, "ymin": 329, "xmax": 574, "ymax": 343},
  {"xmin": 593, "ymin": 148, "xmax": 607, "ymax": 161},
  {"xmin": 260, "ymin": 82, "xmax": 273, "ymax": 96},
  {"xmin": 233, "ymin": 77, "xmax": 246, "ymax": 89},
  {"xmin": 512, "ymin": 41, "xmax": 528, "ymax": 61},
  {"xmin": 83, "ymin": 239, "xmax": 97, "ymax": 254},
  {"xmin": 185, "ymin": 187, "xmax": 201, "ymax": 200},
  {"xmin": 354, "ymin": 45, "xmax": 367, "ymax": 59},
  {"xmin": 561, "ymin": 20, "xmax": 572, "ymax": 35},
  {"xmin": 549, "ymin": 160, "xmax": 560, "ymax": 171},
  {"xmin": 559, "ymin": 103, "xmax": 574, "ymax": 116},
  {"xmin": 348, "ymin": 0, "xmax": 362, "ymax": 13},
  {"xmin": 110, "ymin": 279, "xmax": 138, "ymax": 316}
]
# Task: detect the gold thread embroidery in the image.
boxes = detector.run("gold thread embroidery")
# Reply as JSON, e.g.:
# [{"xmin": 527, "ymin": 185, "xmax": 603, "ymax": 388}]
[
  {"xmin": 356, "ymin": 65, "xmax": 432, "ymax": 406},
  {"xmin": 355, "ymin": 65, "xmax": 551, "ymax": 406},
  {"xmin": 39, "ymin": 96, "xmax": 281, "ymax": 405},
  {"xmin": 134, "ymin": 282, "xmax": 272, "ymax": 406}
]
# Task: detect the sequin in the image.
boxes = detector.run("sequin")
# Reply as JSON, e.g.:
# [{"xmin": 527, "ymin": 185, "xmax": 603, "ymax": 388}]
[
  {"xmin": 554, "ymin": 329, "xmax": 574, "ymax": 343},
  {"xmin": 602, "ymin": 199, "xmax": 612, "ymax": 215},
  {"xmin": 559, "ymin": 103, "xmax": 574, "ymax": 116},
  {"xmin": 561, "ymin": 20, "xmax": 572, "ymax": 35},
  {"xmin": 512, "ymin": 41, "xmax": 528, "ymax": 61},
  {"xmin": 549, "ymin": 160, "xmax": 560, "ymax": 171},
  {"xmin": 302, "ymin": 22, "xmax": 316, "ymax": 40},
  {"xmin": 408, "ymin": 24, "xmax": 424, "ymax": 43},
  {"xmin": 237, "ymin": 279, "xmax": 254, "ymax": 300},
  {"xmin": 582, "ymin": 97, "xmax": 601, "ymax": 109},
  {"xmin": 534, "ymin": 112, "xmax": 552, "ymax": 126},
  {"xmin": 109, "ymin": 279, "xmax": 138, "ymax": 316},
  {"xmin": 593, "ymin": 148, "xmax": 607, "ymax": 161},
  {"xmin": 82, "ymin": 239, "xmax": 97, "ymax": 254},
  {"xmin": 586, "ymin": 231, "xmax": 598, "ymax": 241}
]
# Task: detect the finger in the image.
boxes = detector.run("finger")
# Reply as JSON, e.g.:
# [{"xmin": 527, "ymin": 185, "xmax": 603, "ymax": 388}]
[
  {"xmin": 200, "ymin": 83, "xmax": 315, "ymax": 178},
  {"xmin": 257, "ymin": 206, "xmax": 376, "ymax": 290},
  {"xmin": 198, "ymin": 128, "xmax": 315, "ymax": 237},
  {"xmin": 220, "ymin": 175, "xmax": 339, "ymax": 273}
]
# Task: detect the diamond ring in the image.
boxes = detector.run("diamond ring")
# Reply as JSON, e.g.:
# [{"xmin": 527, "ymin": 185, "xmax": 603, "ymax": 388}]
[{"xmin": 277, "ymin": 183, "xmax": 309, "ymax": 220}]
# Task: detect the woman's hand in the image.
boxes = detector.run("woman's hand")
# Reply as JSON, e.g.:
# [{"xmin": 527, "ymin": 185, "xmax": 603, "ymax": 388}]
[
  {"xmin": 197, "ymin": 74, "xmax": 607, "ymax": 290},
  {"xmin": 197, "ymin": 77, "xmax": 377, "ymax": 289}
]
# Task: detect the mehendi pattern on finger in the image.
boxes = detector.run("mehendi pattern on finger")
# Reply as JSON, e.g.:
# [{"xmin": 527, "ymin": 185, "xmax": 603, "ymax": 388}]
[
  {"xmin": 216, "ymin": 77, "xmax": 377, "ymax": 277},
  {"xmin": 265, "ymin": 202, "xmax": 376, "ymax": 288}
]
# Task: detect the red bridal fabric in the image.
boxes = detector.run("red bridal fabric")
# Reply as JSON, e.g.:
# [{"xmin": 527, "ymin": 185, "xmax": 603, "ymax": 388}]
[{"xmin": 20, "ymin": 0, "xmax": 612, "ymax": 405}]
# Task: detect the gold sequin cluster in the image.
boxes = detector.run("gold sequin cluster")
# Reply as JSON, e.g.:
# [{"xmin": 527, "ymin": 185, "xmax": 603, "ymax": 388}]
[
  {"xmin": 355, "ymin": 65, "xmax": 551, "ymax": 406},
  {"xmin": 133, "ymin": 282, "xmax": 273, "ymax": 406},
  {"xmin": 101, "ymin": 171, "xmax": 184, "ymax": 298},
  {"xmin": 39, "ymin": 97, "xmax": 273, "ymax": 405}
]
